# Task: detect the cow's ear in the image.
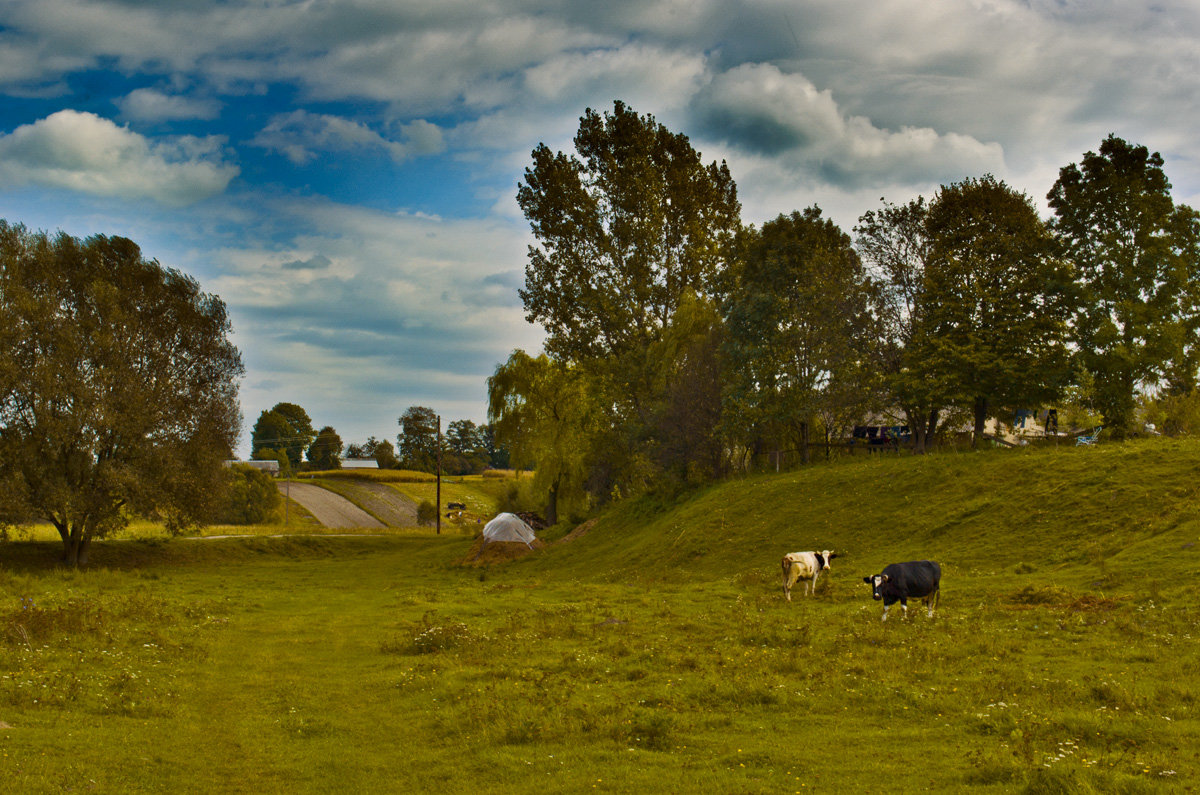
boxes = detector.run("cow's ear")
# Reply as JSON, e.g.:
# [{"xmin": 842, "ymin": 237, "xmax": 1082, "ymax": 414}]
[
  {"xmin": 882, "ymin": 574, "xmax": 890, "ymax": 582},
  {"xmin": 862, "ymin": 576, "xmax": 871, "ymax": 584}
]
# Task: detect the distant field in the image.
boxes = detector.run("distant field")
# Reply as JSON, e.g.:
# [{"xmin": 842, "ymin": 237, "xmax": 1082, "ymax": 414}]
[{"xmin": 2, "ymin": 439, "xmax": 1198, "ymax": 792}]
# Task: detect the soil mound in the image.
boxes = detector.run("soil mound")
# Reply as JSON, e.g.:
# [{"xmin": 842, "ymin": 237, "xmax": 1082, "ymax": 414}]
[{"xmin": 460, "ymin": 535, "xmax": 546, "ymax": 566}]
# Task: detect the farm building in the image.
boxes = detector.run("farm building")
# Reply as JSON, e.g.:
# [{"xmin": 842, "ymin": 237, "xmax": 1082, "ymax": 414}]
[{"xmin": 341, "ymin": 458, "xmax": 380, "ymax": 469}]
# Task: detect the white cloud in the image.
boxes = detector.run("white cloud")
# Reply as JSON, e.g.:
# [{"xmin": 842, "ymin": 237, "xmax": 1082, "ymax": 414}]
[
  {"xmin": 250, "ymin": 110, "xmax": 444, "ymax": 165},
  {"xmin": 693, "ymin": 63, "xmax": 1005, "ymax": 190},
  {"xmin": 0, "ymin": 110, "xmax": 237, "ymax": 204},
  {"xmin": 117, "ymin": 88, "xmax": 221, "ymax": 122}
]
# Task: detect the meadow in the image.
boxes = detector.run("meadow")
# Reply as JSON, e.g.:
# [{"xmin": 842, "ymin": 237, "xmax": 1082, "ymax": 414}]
[{"xmin": 1, "ymin": 439, "xmax": 1199, "ymax": 793}]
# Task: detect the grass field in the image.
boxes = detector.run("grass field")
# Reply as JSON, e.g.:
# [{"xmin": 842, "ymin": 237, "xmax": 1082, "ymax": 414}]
[{"xmin": 2, "ymin": 439, "xmax": 1199, "ymax": 792}]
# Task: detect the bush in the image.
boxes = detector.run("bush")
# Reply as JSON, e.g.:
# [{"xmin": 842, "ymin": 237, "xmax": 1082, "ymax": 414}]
[
  {"xmin": 416, "ymin": 500, "xmax": 437, "ymax": 526},
  {"xmin": 1145, "ymin": 390, "xmax": 1200, "ymax": 437},
  {"xmin": 214, "ymin": 464, "xmax": 282, "ymax": 525}
]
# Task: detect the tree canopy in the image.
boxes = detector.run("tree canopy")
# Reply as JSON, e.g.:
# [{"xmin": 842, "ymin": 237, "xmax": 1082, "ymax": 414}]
[
  {"xmin": 306, "ymin": 425, "xmax": 343, "ymax": 470},
  {"xmin": 251, "ymin": 402, "xmax": 315, "ymax": 469},
  {"xmin": 0, "ymin": 222, "xmax": 243, "ymax": 565},
  {"xmin": 919, "ymin": 175, "xmax": 1074, "ymax": 445},
  {"xmin": 1049, "ymin": 135, "xmax": 1200, "ymax": 433},
  {"xmin": 517, "ymin": 100, "xmax": 741, "ymax": 365},
  {"xmin": 724, "ymin": 207, "xmax": 883, "ymax": 465},
  {"xmin": 397, "ymin": 406, "xmax": 439, "ymax": 472}
]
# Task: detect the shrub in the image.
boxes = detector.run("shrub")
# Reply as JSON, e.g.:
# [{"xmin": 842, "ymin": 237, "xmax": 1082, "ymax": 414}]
[
  {"xmin": 416, "ymin": 500, "xmax": 437, "ymax": 526},
  {"xmin": 214, "ymin": 464, "xmax": 282, "ymax": 525}
]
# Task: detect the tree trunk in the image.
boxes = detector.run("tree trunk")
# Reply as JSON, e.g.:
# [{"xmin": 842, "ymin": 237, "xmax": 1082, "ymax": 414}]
[
  {"xmin": 800, "ymin": 419, "xmax": 811, "ymax": 465},
  {"xmin": 545, "ymin": 477, "xmax": 559, "ymax": 526},
  {"xmin": 972, "ymin": 396, "xmax": 988, "ymax": 448},
  {"xmin": 59, "ymin": 523, "xmax": 91, "ymax": 567}
]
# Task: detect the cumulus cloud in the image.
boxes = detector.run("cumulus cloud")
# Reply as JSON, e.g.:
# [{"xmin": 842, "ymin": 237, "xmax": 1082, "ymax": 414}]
[
  {"xmin": 250, "ymin": 110, "xmax": 445, "ymax": 165},
  {"xmin": 0, "ymin": 110, "xmax": 237, "ymax": 204},
  {"xmin": 117, "ymin": 88, "xmax": 221, "ymax": 122},
  {"xmin": 692, "ymin": 63, "xmax": 1005, "ymax": 189}
]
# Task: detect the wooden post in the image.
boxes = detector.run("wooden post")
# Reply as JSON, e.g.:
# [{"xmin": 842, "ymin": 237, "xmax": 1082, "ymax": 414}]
[{"xmin": 436, "ymin": 414, "xmax": 442, "ymax": 536}]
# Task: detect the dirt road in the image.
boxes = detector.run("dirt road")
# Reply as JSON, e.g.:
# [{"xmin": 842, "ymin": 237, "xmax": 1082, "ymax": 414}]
[
  {"xmin": 338, "ymin": 481, "xmax": 419, "ymax": 527},
  {"xmin": 278, "ymin": 482, "xmax": 384, "ymax": 529}
]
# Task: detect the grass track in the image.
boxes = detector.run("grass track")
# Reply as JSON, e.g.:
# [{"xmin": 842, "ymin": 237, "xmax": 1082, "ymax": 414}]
[{"xmin": 2, "ymin": 439, "xmax": 1199, "ymax": 792}]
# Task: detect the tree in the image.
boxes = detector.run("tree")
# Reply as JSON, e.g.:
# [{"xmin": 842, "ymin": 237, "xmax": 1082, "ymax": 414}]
[
  {"xmin": 724, "ymin": 208, "xmax": 882, "ymax": 466},
  {"xmin": 251, "ymin": 402, "xmax": 315, "ymax": 469},
  {"xmin": 648, "ymin": 292, "xmax": 727, "ymax": 481},
  {"xmin": 1049, "ymin": 135, "xmax": 1200, "ymax": 434},
  {"xmin": 445, "ymin": 419, "xmax": 488, "ymax": 475},
  {"xmin": 215, "ymin": 463, "xmax": 281, "ymax": 525},
  {"xmin": 397, "ymin": 406, "xmax": 439, "ymax": 472},
  {"xmin": 855, "ymin": 196, "xmax": 946, "ymax": 453},
  {"xmin": 918, "ymin": 176, "xmax": 1074, "ymax": 447},
  {"xmin": 517, "ymin": 100, "xmax": 742, "ymax": 366},
  {"xmin": 488, "ymin": 351, "xmax": 598, "ymax": 525},
  {"xmin": 306, "ymin": 425, "xmax": 343, "ymax": 470},
  {"xmin": 347, "ymin": 436, "xmax": 399, "ymax": 469},
  {"xmin": 0, "ymin": 223, "xmax": 243, "ymax": 565}
]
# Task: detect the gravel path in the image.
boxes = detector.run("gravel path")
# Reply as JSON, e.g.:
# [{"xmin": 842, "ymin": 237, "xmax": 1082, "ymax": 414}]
[{"xmin": 278, "ymin": 482, "xmax": 384, "ymax": 528}]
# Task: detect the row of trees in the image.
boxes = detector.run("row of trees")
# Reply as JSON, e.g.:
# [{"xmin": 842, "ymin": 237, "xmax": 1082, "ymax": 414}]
[
  {"xmin": 490, "ymin": 101, "xmax": 1200, "ymax": 524},
  {"xmin": 249, "ymin": 403, "xmax": 507, "ymax": 475}
]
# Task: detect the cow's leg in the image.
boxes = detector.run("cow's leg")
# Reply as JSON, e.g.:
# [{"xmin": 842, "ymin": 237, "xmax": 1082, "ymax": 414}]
[
  {"xmin": 901, "ymin": 599, "xmax": 908, "ymax": 619},
  {"xmin": 783, "ymin": 562, "xmax": 798, "ymax": 602},
  {"xmin": 881, "ymin": 604, "xmax": 889, "ymax": 621},
  {"xmin": 811, "ymin": 570, "xmax": 820, "ymax": 595}
]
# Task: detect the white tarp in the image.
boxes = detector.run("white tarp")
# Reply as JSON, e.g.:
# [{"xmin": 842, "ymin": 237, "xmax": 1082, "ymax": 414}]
[{"xmin": 482, "ymin": 512, "xmax": 537, "ymax": 548}]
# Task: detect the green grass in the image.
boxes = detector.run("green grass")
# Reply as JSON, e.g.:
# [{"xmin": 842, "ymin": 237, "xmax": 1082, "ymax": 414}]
[{"xmin": 2, "ymin": 439, "xmax": 1198, "ymax": 792}]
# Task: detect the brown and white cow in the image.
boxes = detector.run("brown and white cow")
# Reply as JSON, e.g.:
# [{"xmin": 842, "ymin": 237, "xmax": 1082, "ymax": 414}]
[{"xmin": 781, "ymin": 550, "xmax": 837, "ymax": 601}]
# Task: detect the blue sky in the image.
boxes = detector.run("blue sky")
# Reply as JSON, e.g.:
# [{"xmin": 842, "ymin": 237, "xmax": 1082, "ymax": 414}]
[{"xmin": 2, "ymin": 0, "xmax": 1199, "ymax": 458}]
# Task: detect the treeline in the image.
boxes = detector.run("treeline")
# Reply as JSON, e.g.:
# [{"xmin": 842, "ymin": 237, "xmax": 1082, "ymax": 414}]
[
  {"xmin": 489, "ymin": 101, "xmax": 1200, "ymax": 525},
  {"xmin": 249, "ymin": 403, "xmax": 508, "ymax": 475}
]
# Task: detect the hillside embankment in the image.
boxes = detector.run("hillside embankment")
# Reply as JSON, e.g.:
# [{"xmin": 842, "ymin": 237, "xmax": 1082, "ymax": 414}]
[{"xmin": 514, "ymin": 438, "xmax": 1200, "ymax": 593}]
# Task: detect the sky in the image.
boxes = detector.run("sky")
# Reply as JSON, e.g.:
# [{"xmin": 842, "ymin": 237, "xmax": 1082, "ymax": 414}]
[{"xmin": 2, "ymin": 0, "xmax": 1199, "ymax": 458}]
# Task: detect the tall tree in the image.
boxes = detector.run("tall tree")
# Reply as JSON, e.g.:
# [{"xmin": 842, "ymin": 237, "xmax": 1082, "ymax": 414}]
[
  {"xmin": 1049, "ymin": 135, "xmax": 1200, "ymax": 432},
  {"xmin": 518, "ymin": 100, "xmax": 742, "ymax": 365},
  {"xmin": 921, "ymin": 175, "xmax": 1074, "ymax": 446},
  {"xmin": 306, "ymin": 425, "xmax": 343, "ymax": 470},
  {"xmin": 250, "ymin": 402, "xmax": 314, "ymax": 469},
  {"xmin": 855, "ymin": 196, "xmax": 946, "ymax": 453},
  {"xmin": 0, "ymin": 223, "xmax": 243, "ymax": 565},
  {"xmin": 517, "ymin": 101, "xmax": 742, "ymax": 496},
  {"xmin": 647, "ymin": 292, "xmax": 727, "ymax": 481},
  {"xmin": 724, "ymin": 208, "xmax": 882, "ymax": 466},
  {"xmin": 488, "ymin": 351, "xmax": 598, "ymax": 525},
  {"xmin": 397, "ymin": 406, "xmax": 439, "ymax": 472}
]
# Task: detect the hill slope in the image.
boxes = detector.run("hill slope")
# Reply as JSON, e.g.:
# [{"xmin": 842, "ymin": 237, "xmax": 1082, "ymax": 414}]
[{"xmin": 525, "ymin": 438, "xmax": 1200, "ymax": 594}]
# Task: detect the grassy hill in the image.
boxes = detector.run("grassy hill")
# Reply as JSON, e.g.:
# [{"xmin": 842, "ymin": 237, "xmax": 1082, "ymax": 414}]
[
  {"xmin": 522, "ymin": 437, "xmax": 1200, "ymax": 589},
  {"xmin": 2, "ymin": 439, "xmax": 1198, "ymax": 792}
]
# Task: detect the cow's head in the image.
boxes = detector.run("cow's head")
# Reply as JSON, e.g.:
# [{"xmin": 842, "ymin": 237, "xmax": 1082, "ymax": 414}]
[
  {"xmin": 862, "ymin": 573, "xmax": 888, "ymax": 600},
  {"xmin": 818, "ymin": 550, "xmax": 836, "ymax": 570}
]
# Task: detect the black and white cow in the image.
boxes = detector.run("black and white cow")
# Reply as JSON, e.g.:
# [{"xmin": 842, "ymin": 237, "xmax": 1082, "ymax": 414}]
[
  {"xmin": 862, "ymin": 561, "xmax": 941, "ymax": 621},
  {"xmin": 781, "ymin": 550, "xmax": 837, "ymax": 601}
]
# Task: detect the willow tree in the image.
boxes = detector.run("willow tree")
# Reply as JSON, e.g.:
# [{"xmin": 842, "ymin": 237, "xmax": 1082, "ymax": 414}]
[
  {"xmin": 487, "ymin": 351, "xmax": 597, "ymax": 525},
  {"xmin": 0, "ymin": 222, "xmax": 243, "ymax": 565}
]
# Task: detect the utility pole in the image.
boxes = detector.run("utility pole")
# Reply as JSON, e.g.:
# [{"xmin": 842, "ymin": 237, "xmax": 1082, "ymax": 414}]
[{"xmin": 435, "ymin": 414, "xmax": 442, "ymax": 535}]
